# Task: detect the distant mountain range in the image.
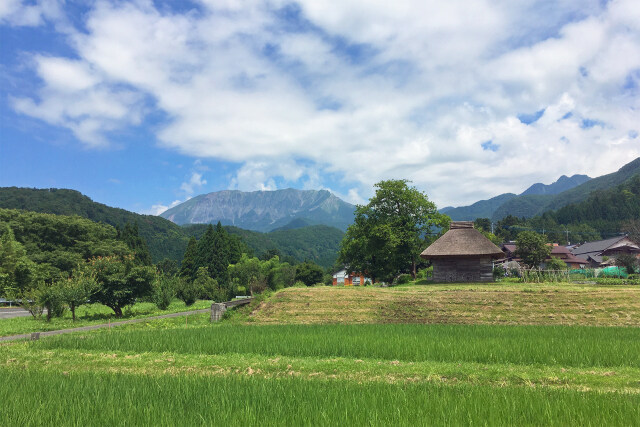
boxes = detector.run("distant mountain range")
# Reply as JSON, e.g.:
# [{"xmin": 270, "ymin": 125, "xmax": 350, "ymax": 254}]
[
  {"xmin": 441, "ymin": 158, "xmax": 640, "ymax": 221},
  {"xmin": 161, "ymin": 188, "xmax": 355, "ymax": 232}
]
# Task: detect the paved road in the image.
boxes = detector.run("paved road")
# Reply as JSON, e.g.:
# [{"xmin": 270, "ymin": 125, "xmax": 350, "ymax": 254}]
[{"xmin": 0, "ymin": 307, "xmax": 36, "ymax": 319}]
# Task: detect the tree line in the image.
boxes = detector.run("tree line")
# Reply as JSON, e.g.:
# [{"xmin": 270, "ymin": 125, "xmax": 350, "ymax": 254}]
[{"xmin": 0, "ymin": 209, "xmax": 329, "ymax": 321}]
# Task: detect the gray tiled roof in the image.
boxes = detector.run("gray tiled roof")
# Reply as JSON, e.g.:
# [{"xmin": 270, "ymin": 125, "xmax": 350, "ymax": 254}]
[{"xmin": 571, "ymin": 236, "xmax": 626, "ymax": 256}]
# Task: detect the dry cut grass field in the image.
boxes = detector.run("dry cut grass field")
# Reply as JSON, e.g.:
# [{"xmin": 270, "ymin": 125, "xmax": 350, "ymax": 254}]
[{"xmin": 248, "ymin": 283, "xmax": 640, "ymax": 326}]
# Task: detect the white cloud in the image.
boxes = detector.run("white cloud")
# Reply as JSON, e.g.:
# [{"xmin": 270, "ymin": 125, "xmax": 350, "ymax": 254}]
[
  {"xmin": 180, "ymin": 172, "xmax": 207, "ymax": 195},
  {"xmin": 146, "ymin": 200, "xmax": 182, "ymax": 216},
  {"xmin": 7, "ymin": 0, "xmax": 640, "ymax": 206}
]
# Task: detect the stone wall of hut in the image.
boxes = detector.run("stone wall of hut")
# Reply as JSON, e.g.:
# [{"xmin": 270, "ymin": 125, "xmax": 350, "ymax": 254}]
[{"xmin": 432, "ymin": 256, "xmax": 494, "ymax": 282}]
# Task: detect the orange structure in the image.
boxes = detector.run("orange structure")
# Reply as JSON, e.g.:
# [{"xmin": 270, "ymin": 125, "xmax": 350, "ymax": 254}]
[{"xmin": 332, "ymin": 269, "xmax": 369, "ymax": 286}]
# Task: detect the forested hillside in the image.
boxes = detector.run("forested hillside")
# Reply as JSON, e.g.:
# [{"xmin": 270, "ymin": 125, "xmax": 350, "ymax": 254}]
[
  {"xmin": 0, "ymin": 208, "xmax": 131, "ymax": 292},
  {"xmin": 443, "ymin": 158, "xmax": 639, "ymax": 221},
  {"xmin": 0, "ymin": 188, "xmax": 344, "ymax": 267},
  {"xmin": 0, "ymin": 188, "xmax": 188, "ymax": 263},
  {"xmin": 482, "ymin": 173, "xmax": 640, "ymax": 244},
  {"xmin": 493, "ymin": 158, "xmax": 640, "ymax": 220},
  {"xmin": 183, "ymin": 224, "xmax": 344, "ymax": 268}
]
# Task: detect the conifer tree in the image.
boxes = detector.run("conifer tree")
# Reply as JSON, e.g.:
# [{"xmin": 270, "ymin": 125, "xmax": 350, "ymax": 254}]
[
  {"xmin": 117, "ymin": 222, "xmax": 152, "ymax": 266},
  {"xmin": 179, "ymin": 237, "xmax": 198, "ymax": 280}
]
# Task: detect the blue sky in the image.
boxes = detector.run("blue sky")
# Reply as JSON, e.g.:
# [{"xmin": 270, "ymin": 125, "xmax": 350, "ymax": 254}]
[{"xmin": 1, "ymin": 0, "xmax": 639, "ymax": 213}]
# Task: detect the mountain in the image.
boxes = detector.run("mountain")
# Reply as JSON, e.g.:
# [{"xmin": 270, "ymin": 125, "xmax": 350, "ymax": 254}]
[
  {"xmin": 0, "ymin": 187, "xmax": 189, "ymax": 263},
  {"xmin": 440, "ymin": 160, "xmax": 640, "ymax": 222},
  {"xmin": 270, "ymin": 217, "xmax": 315, "ymax": 231},
  {"xmin": 0, "ymin": 187, "xmax": 344, "ymax": 267},
  {"xmin": 161, "ymin": 188, "xmax": 355, "ymax": 232},
  {"xmin": 182, "ymin": 223, "xmax": 344, "ymax": 268},
  {"xmin": 441, "ymin": 174, "xmax": 591, "ymax": 221},
  {"xmin": 520, "ymin": 174, "xmax": 591, "ymax": 196},
  {"xmin": 544, "ymin": 158, "xmax": 640, "ymax": 211},
  {"xmin": 493, "ymin": 158, "xmax": 640, "ymax": 220},
  {"xmin": 440, "ymin": 193, "xmax": 517, "ymax": 221}
]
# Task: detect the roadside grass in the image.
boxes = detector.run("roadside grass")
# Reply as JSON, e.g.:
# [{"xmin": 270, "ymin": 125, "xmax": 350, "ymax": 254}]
[
  {"xmin": 247, "ymin": 284, "xmax": 640, "ymax": 326},
  {"xmin": 0, "ymin": 299, "xmax": 212, "ymax": 337},
  {"xmin": 2, "ymin": 369, "xmax": 640, "ymax": 426}
]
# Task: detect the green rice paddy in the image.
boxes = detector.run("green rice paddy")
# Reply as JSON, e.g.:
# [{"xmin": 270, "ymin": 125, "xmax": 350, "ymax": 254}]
[
  {"xmin": 2, "ymin": 285, "xmax": 640, "ymax": 425},
  {"xmin": 2, "ymin": 370, "xmax": 639, "ymax": 426}
]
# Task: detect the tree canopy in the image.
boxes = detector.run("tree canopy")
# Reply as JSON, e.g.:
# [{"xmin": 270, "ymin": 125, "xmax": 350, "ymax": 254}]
[
  {"xmin": 515, "ymin": 231, "xmax": 551, "ymax": 268},
  {"xmin": 338, "ymin": 180, "xmax": 449, "ymax": 283}
]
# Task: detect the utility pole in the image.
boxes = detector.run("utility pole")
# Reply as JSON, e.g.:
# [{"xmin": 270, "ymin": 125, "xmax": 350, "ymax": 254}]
[{"xmin": 565, "ymin": 229, "xmax": 569, "ymax": 245}]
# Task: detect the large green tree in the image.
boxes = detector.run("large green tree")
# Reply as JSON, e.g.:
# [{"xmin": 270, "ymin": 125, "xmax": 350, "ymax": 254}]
[
  {"xmin": 295, "ymin": 261, "xmax": 324, "ymax": 286},
  {"xmin": 338, "ymin": 180, "xmax": 449, "ymax": 283},
  {"xmin": 88, "ymin": 255, "xmax": 154, "ymax": 317},
  {"xmin": 515, "ymin": 231, "xmax": 551, "ymax": 268},
  {"xmin": 0, "ymin": 223, "xmax": 36, "ymax": 294}
]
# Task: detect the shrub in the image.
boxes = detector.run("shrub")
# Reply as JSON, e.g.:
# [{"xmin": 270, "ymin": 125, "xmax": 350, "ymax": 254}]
[
  {"xmin": 615, "ymin": 254, "xmax": 639, "ymax": 275},
  {"xmin": 395, "ymin": 274, "xmax": 412, "ymax": 285},
  {"xmin": 37, "ymin": 282, "xmax": 66, "ymax": 322},
  {"xmin": 416, "ymin": 267, "xmax": 433, "ymax": 279},
  {"xmin": 492, "ymin": 265, "xmax": 505, "ymax": 280},
  {"xmin": 176, "ymin": 277, "xmax": 202, "ymax": 307},
  {"xmin": 194, "ymin": 267, "xmax": 226, "ymax": 301},
  {"xmin": 594, "ymin": 277, "xmax": 640, "ymax": 286},
  {"xmin": 546, "ymin": 258, "xmax": 568, "ymax": 271},
  {"xmin": 12, "ymin": 286, "xmax": 44, "ymax": 319},
  {"xmin": 152, "ymin": 274, "xmax": 176, "ymax": 310}
]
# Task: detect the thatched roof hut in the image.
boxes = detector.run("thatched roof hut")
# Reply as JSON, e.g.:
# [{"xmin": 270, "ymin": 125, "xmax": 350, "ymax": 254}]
[{"xmin": 420, "ymin": 221, "xmax": 503, "ymax": 282}]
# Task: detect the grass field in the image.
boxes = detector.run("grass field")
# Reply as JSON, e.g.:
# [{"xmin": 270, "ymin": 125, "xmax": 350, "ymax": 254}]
[
  {"xmin": 2, "ymin": 284, "xmax": 640, "ymax": 425},
  {"xmin": 247, "ymin": 283, "xmax": 640, "ymax": 326},
  {"xmin": 0, "ymin": 299, "xmax": 211, "ymax": 337}
]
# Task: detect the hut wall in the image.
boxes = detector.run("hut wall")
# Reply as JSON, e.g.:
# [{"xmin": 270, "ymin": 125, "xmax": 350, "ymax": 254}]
[{"xmin": 432, "ymin": 257, "xmax": 494, "ymax": 282}]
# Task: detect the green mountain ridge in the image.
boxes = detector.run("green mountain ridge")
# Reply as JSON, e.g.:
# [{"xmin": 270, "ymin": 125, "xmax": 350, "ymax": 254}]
[
  {"xmin": 0, "ymin": 188, "xmax": 344, "ymax": 267},
  {"xmin": 442, "ymin": 159, "xmax": 638, "ymax": 221},
  {"xmin": 493, "ymin": 158, "xmax": 640, "ymax": 221},
  {"xmin": 0, "ymin": 187, "xmax": 189, "ymax": 263}
]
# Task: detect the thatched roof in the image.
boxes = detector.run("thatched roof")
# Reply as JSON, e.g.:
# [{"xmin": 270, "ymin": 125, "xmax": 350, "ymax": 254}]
[{"xmin": 420, "ymin": 221, "xmax": 503, "ymax": 259}]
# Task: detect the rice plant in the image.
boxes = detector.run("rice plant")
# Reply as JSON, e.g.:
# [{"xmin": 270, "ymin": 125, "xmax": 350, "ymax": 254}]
[
  {"xmin": 35, "ymin": 323, "xmax": 640, "ymax": 368},
  {"xmin": 1, "ymin": 370, "xmax": 639, "ymax": 426}
]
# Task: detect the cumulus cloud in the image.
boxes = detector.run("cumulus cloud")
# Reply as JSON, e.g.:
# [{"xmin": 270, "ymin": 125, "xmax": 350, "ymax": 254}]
[
  {"xmin": 6, "ymin": 0, "xmax": 640, "ymax": 206},
  {"xmin": 147, "ymin": 200, "xmax": 183, "ymax": 216},
  {"xmin": 180, "ymin": 172, "xmax": 207, "ymax": 196}
]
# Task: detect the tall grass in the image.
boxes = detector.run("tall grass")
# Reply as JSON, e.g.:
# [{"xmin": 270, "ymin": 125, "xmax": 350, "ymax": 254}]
[
  {"xmin": 36, "ymin": 323, "xmax": 640, "ymax": 367},
  {"xmin": 1, "ymin": 369, "xmax": 638, "ymax": 426}
]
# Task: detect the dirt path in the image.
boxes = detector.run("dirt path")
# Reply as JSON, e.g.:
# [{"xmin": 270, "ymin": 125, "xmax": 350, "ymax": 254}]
[{"xmin": 0, "ymin": 308, "xmax": 209, "ymax": 342}]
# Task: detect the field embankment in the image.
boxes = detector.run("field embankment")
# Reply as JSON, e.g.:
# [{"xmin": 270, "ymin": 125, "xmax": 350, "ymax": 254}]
[{"xmin": 247, "ymin": 284, "xmax": 640, "ymax": 326}]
